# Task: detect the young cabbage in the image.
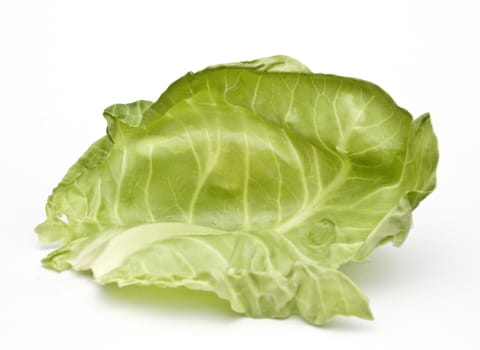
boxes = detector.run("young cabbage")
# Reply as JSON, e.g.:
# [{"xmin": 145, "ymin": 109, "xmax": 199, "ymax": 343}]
[{"xmin": 36, "ymin": 56, "xmax": 438, "ymax": 325}]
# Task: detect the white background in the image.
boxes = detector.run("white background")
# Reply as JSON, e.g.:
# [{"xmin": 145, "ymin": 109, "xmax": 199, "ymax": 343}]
[{"xmin": 2, "ymin": 0, "xmax": 479, "ymax": 349}]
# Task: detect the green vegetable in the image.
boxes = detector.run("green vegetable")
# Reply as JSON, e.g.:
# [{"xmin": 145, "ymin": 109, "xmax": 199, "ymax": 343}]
[{"xmin": 36, "ymin": 56, "xmax": 438, "ymax": 325}]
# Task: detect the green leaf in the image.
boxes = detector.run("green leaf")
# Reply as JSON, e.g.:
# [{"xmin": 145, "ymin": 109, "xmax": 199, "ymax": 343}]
[{"xmin": 36, "ymin": 56, "xmax": 438, "ymax": 325}]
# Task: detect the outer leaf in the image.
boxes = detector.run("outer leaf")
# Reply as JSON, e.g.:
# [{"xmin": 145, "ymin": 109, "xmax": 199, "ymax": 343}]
[{"xmin": 36, "ymin": 56, "xmax": 438, "ymax": 325}]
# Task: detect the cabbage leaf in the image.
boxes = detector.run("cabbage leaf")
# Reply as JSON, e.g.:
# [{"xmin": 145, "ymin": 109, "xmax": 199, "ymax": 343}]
[{"xmin": 36, "ymin": 56, "xmax": 438, "ymax": 325}]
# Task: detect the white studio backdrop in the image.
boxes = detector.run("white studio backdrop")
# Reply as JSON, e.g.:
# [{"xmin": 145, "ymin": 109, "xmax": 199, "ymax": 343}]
[{"xmin": 1, "ymin": 0, "xmax": 479, "ymax": 349}]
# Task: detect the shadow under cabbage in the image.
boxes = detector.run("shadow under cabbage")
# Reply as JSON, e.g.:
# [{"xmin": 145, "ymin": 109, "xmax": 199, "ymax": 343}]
[
  {"xmin": 99, "ymin": 282, "xmax": 373, "ymax": 329},
  {"xmin": 340, "ymin": 245, "xmax": 414, "ymax": 292},
  {"xmin": 100, "ymin": 281, "xmax": 238, "ymax": 320}
]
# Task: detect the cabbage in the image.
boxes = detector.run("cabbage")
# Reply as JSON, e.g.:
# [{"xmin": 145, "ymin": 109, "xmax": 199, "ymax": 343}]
[{"xmin": 36, "ymin": 56, "xmax": 438, "ymax": 325}]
